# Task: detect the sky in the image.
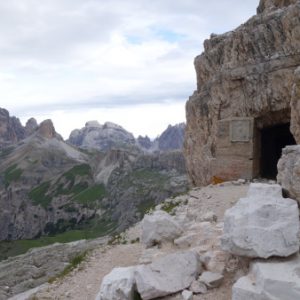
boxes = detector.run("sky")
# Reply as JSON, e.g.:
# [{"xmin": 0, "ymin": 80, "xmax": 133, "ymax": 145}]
[{"xmin": 0, "ymin": 0, "xmax": 258, "ymax": 139}]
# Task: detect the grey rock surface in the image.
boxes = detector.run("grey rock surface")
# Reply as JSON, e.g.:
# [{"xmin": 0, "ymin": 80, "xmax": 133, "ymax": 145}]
[
  {"xmin": 277, "ymin": 145, "xmax": 300, "ymax": 201},
  {"xmin": 198, "ymin": 271, "xmax": 224, "ymax": 289},
  {"xmin": 233, "ymin": 255, "xmax": 300, "ymax": 300},
  {"xmin": 135, "ymin": 251, "xmax": 201, "ymax": 300},
  {"xmin": 141, "ymin": 210, "xmax": 183, "ymax": 248},
  {"xmin": 95, "ymin": 266, "xmax": 136, "ymax": 300},
  {"xmin": 221, "ymin": 183, "xmax": 300, "ymax": 258}
]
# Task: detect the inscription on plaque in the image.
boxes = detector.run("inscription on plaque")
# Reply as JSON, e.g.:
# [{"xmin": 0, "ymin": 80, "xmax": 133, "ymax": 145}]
[{"xmin": 230, "ymin": 119, "xmax": 251, "ymax": 142}]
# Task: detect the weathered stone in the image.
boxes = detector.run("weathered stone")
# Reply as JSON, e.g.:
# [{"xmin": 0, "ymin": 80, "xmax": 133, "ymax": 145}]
[
  {"xmin": 189, "ymin": 280, "xmax": 207, "ymax": 294},
  {"xmin": 184, "ymin": 0, "xmax": 300, "ymax": 186},
  {"xmin": 135, "ymin": 251, "xmax": 201, "ymax": 300},
  {"xmin": 141, "ymin": 210, "xmax": 183, "ymax": 248},
  {"xmin": 182, "ymin": 290, "xmax": 193, "ymax": 300},
  {"xmin": 232, "ymin": 255, "xmax": 300, "ymax": 300},
  {"xmin": 200, "ymin": 250, "xmax": 229, "ymax": 274},
  {"xmin": 257, "ymin": 0, "xmax": 298, "ymax": 13},
  {"xmin": 277, "ymin": 145, "xmax": 300, "ymax": 201},
  {"xmin": 95, "ymin": 267, "xmax": 136, "ymax": 300},
  {"xmin": 221, "ymin": 183, "xmax": 300, "ymax": 258},
  {"xmin": 174, "ymin": 222, "xmax": 221, "ymax": 250},
  {"xmin": 198, "ymin": 271, "xmax": 224, "ymax": 289},
  {"xmin": 291, "ymin": 67, "xmax": 300, "ymax": 144}
]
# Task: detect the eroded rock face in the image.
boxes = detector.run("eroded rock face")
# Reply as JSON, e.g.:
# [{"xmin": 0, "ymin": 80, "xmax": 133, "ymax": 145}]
[
  {"xmin": 277, "ymin": 145, "xmax": 300, "ymax": 201},
  {"xmin": 291, "ymin": 67, "xmax": 300, "ymax": 143},
  {"xmin": 184, "ymin": 1, "xmax": 300, "ymax": 186},
  {"xmin": 221, "ymin": 183, "xmax": 300, "ymax": 258},
  {"xmin": 37, "ymin": 119, "xmax": 57, "ymax": 139},
  {"xmin": 257, "ymin": 0, "xmax": 298, "ymax": 13},
  {"xmin": 0, "ymin": 108, "xmax": 25, "ymax": 147},
  {"xmin": 157, "ymin": 123, "xmax": 185, "ymax": 151}
]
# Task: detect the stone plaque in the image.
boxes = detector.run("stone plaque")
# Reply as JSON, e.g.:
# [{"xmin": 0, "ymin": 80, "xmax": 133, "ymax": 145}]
[{"xmin": 230, "ymin": 119, "xmax": 251, "ymax": 142}]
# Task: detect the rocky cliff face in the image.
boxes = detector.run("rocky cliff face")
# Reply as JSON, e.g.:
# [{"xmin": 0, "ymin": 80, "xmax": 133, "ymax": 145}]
[
  {"xmin": 156, "ymin": 123, "xmax": 185, "ymax": 151},
  {"xmin": 184, "ymin": 0, "xmax": 300, "ymax": 186},
  {"xmin": 68, "ymin": 121, "xmax": 137, "ymax": 151},
  {"xmin": 0, "ymin": 108, "xmax": 26, "ymax": 147},
  {"xmin": 0, "ymin": 108, "xmax": 40, "ymax": 148},
  {"xmin": 138, "ymin": 123, "xmax": 186, "ymax": 152}
]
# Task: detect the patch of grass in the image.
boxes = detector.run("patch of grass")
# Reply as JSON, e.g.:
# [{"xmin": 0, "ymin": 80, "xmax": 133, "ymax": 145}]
[
  {"xmin": 48, "ymin": 251, "xmax": 88, "ymax": 283},
  {"xmin": 64, "ymin": 164, "xmax": 91, "ymax": 180},
  {"xmin": 4, "ymin": 164, "xmax": 23, "ymax": 186},
  {"xmin": 28, "ymin": 182, "xmax": 52, "ymax": 208},
  {"xmin": 0, "ymin": 219, "xmax": 117, "ymax": 261},
  {"xmin": 73, "ymin": 184, "xmax": 106, "ymax": 204},
  {"xmin": 161, "ymin": 201, "xmax": 180, "ymax": 215},
  {"xmin": 137, "ymin": 199, "xmax": 156, "ymax": 215}
]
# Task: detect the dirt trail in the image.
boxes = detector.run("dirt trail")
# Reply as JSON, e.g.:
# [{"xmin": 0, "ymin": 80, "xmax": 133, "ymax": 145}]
[{"xmin": 34, "ymin": 182, "xmax": 249, "ymax": 300}]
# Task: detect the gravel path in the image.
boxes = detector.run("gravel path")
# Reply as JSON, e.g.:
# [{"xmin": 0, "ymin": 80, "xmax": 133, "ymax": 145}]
[{"xmin": 34, "ymin": 182, "xmax": 249, "ymax": 300}]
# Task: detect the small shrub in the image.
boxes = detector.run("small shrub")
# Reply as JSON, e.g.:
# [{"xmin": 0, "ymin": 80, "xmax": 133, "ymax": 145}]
[{"xmin": 161, "ymin": 202, "xmax": 179, "ymax": 215}]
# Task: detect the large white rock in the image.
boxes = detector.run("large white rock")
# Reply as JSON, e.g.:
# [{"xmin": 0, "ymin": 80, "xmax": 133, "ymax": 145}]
[
  {"xmin": 221, "ymin": 183, "xmax": 300, "ymax": 258},
  {"xmin": 135, "ymin": 251, "xmax": 201, "ymax": 300},
  {"xmin": 277, "ymin": 145, "xmax": 300, "ymax": 202},
  {"xmin": 232, "ymin": 255, "xmax": 300, "ymax": 300},
  {"xmin": 95, "ymin": 267, "xmax": 136, "ymax": 300},
  {"xmin": 141, "ymin": 210, "xmax": 183, "ymax": 248}
]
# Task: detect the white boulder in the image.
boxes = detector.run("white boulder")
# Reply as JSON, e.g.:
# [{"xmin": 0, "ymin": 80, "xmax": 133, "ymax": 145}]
[
  {"xmin": 233, "ymin": 255, "xmax": 300, "ymax": 300},
  {"xmin": 141, "ymin": 210, "xmax": 183, "ymax": 248},
  {"xmin": 182, "ymin": 290, "xmax": 193, "ymax": 300},
  {"xmin": 198, "ymin": 271, "xmax": 224, "ymax": 289},
  {"xmin": 95, "ymin": 267, "xmax": 136, "ymax": 300},
  {"xmin": 189, "ymin": 280, "xmax": 207, "ymax": 294},
  {"xmin": 135, "ymin": 251, "xmax": 201, "ymax": 299},
  {"xmin": 221, "ymin": 183, "xmax": 300, "ymax": 258}
]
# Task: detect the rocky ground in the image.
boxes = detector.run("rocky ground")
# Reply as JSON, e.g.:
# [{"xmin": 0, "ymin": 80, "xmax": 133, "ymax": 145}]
[{"xmin": 27, "ymin": 181, "xmax": 249, "ymax": 300}]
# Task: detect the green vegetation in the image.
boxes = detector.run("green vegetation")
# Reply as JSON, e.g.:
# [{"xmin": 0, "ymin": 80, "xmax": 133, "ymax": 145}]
[
  {"xmin": 29, "ymin": 163, "xmax": 106, "ymax": 208},
  {"xmin": 161, "ymin": 201, "xmax": 180, "ymax": 215},
  {"xmin": 137, "ymin": 199, "xmax": 156, "ymax": 215},
  {"xmin": 28, "ymin": 181, "xmax": 51, "ymax": 208},
  {"xmin": 74, "ymin": 184, "xmax": 106, "ymax": 204},
  {"xmin": 48, "ymin": 251, "xmax": 88, "ymax": 283},
  {"xmin": 0, "ymin": 219, "xmax": 117, "ymax": 261},
  {"xmin": 4, "ymin": 164, "xmax": 23, "ymax": 186},
  {"xmin": 64, "ymin": 164, "xmax": 91, "ymax": 180}
]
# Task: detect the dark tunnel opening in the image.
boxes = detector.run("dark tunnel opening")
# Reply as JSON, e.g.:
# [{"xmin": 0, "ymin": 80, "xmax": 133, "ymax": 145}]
[{"xmin": 260, "ymin": 123, "xmax": 296, "ymax": 179}]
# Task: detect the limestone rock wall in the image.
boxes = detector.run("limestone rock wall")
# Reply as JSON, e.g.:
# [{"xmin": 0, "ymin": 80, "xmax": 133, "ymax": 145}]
[{"xmin": 184, "ymin": 1, "xmax": 300, "ymax": 186}]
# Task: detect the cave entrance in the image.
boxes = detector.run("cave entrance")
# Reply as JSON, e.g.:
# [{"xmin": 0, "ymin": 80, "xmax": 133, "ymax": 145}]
[{"xmin": 260, "ymin": 123, "xmax": 296, "ymax": 179}]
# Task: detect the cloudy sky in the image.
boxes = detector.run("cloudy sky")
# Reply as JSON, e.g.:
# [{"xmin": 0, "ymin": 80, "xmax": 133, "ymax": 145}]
[{"xmin": 0, "ymin": 0, "xmax": 258, "ymax": 139}]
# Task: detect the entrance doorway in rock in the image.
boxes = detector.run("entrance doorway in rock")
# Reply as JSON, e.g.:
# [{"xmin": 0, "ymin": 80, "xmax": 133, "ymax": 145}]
[{"xmin": 260, "ymin": 123, "xmax": 296, "ymax": 179}]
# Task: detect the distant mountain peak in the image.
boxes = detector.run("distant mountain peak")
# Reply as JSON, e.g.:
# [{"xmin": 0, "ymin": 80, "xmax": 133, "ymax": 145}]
[
  {"xmin": 85, "ymin": 120, "xmax": 102, "ymax": 128},
  {"xmin": 37, "ymin": 119, "xmax": 56, "ymax": 139},
  {"xmin": 68, "ymin": 120, "xmax": 136, "ymax": 151}
]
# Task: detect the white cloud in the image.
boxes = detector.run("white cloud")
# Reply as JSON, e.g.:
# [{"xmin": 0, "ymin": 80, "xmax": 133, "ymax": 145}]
[{"xmin": 0, "ymin": 0, "xmax": 258, "ymax": 138}]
